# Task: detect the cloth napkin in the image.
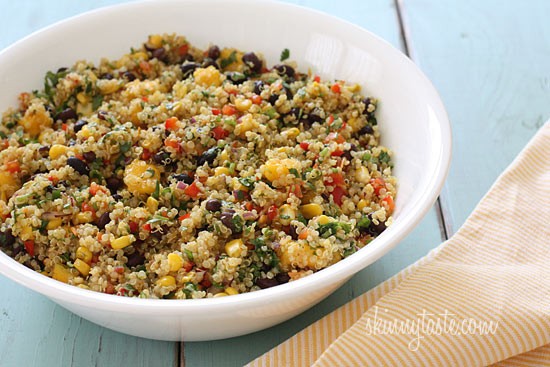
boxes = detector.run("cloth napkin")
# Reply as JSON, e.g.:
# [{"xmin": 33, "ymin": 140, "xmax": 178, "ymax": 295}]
[{"xmin": 247, "ymin": 121, "xmax": 550, "ymax": 367}]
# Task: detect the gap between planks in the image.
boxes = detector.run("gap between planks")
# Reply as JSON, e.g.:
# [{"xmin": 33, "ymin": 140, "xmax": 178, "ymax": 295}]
[
  {"xmin": 395, "ymin": 0, "xmax": 453, "ymax": 240},
  {"xmin": 178, "ymin": 2, "xmax": 454, "ymax": 365}
]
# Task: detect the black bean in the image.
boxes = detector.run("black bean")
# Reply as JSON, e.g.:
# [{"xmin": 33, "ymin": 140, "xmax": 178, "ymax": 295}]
[
  {"xmin": 253, "ymin": 80, "xmax": 265, "ymax": 95},
  {"xmin": 180, "ymin": 62, "xmax": 200, "ymax": 79},
  {"xmin": 268, "ymin": 94, "xmax": 279, "ymax": 105},
  {"xmin": 202, "ymin": 57, "xmax": 219, "ymax": 69},
  {"xmin": 152, "ymin": 47, "xmax": 167, "ymax": 62},
  {"xmin": 242, "ymin": 52, "xmax": 262, "ymax": 73},
  {"xmin": 220, "ymin": 210, "xmax": 238, "ymax": 231},
  {"xmin": 362, "ymin": 98, "xmax": 372, "ymax": 116},
  {"xmin": 73, "ymin": 119, "xmax": 87, "ymax": 133},
  {"xmin": 0, "ymin": 229, "xmax": 15, "ymax": 248},
  {"xmin": 96, "ymin": 212, "xmax": 111, "ymax": 230},
  {"xmin": 55, "ymin": 108, "xmax": 77, "ymax": 122},
  {"xmin": 306, "ymin": 109, "xmax": 324, "ymax": 124},
  {"xmin": 273, "ymin": 64, "xmax": 295, "ymax": 78},
  {"xmin": 275, "ymin": 273, "xmax": 290, "ymax": 284},
  {"xmin": 122, "ymin": 71, "xmax": 136, "ymax": 81},
  {"xmin": 342, "ymin": 144, "xmax": 358, "ymax": 161},
  {"xmin": 101, "ymin": 73, "xmax": 114, "ymax": 80},
  {"xmin": 38, "ymin": 145, "xmax": 50, "ymax": 157},
  {"xmin": 181, "ymin": 54, "xmax": 195, "ymax": 62},
  {"xmin": 126, "ymin": 252, "xmax": 146, "ymax": 268},
  {"xmin": 367, "ymin": 216, "xmax": 387, "ymax": 236},
  {"xmin": 153, "ymin": 151, "xmax": 171, "ymax": 166},
  {"xmin": 205, "ymin": 199, "xmax": 222, "ymax": 212},
  {"xmin": 68, "ymin": 140, "xmax": 77, "ymax": 147},
  {"xmin": 106, "ymin": 177, "xmax": 123, "ymax": 192},
  {"xmin": 225, "ymin": 71, "xmax": 248, "ymax": 84},
  {"xmin": 97, "ymin": 110, "xmax": 109, "ymax": 120},
  {"xmin": 358, "ymin": 125, "xmax": 374, "ymax": 136},
  {"xmin": 143, "ymin": 42, "xmax": 156, "ymax": 52},
  {"xmin": 67, "ymin": 157, "xmax": 90, "ymax": 175},
  {"xmin": 112, "ymin": 194, "xmax": 123, "ymax": 201},
  {"xmin": 82, "ymin": 151, "xmax": 96, "ymax": 163},
  {"xmin": 172, "ymin": 173, "xmax": 193, "ymax": 185},
  {"xmin": 197, "ymin": 147, "xmax": 219, "ymax": 167},
  {"xmin": 289, "ymin": 225, "xmax": 299, "ymax": 240},
  {"xmin": 256, "ymin": 277, "xmax": 279, "ymax": 289},
  {"xmin": 207, "ymin": 45, "xmax": 220, "ymax": 60}
]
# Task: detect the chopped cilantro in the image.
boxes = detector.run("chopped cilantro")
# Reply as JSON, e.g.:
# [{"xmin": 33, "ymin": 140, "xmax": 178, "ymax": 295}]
[
  {"xmin": 238, "ymin": 177, "xmax": 256, "ymax": 189},
  {"xmin": 92, "ymin": 94, "xmax": 103, "ymax": 110},
  {"xmin": 289, "ymin": 168, "xmax": 300, "ymax": 178},
  {"xmin": 220, "ymin": 50, "xmax": 237, "ymax": 69},
  {"xmin": 280, "ymin": 48, "xmax": 290, "ymax": 62},
  {"xmin": 318, "ymin": 221, "xmax": 351, "ymax": 238}
]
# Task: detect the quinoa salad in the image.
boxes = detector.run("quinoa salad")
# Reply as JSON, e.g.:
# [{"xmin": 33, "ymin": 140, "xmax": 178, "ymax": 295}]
[{"xmin": 0, "ymin": 34, "xmax": 396, "ymax": 299}]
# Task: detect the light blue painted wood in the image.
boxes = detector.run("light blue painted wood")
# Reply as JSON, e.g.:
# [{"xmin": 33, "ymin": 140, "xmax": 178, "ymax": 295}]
[
  {"xmin": 182, "ymin": 1, "xmax": 445, "ymax": 366},
  {"xmin": 0, "ymin": 1, "xmax": 177, "ymax": 367},
  {"xmin": 400, "ymin": 0, "xmax": 550, "ymax": 234}
]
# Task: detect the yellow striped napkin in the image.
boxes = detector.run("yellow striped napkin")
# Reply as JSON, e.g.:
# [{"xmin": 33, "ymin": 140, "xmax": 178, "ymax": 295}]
[{"xmin": 247, "ymin": 121, "xmax": 550, "ymax": 367}]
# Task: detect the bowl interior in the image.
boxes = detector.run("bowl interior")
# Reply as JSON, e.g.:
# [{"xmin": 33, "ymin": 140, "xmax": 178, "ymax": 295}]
[{"xmin": 0, "ymin": 0, "xmax": 450, "ymax": 310}]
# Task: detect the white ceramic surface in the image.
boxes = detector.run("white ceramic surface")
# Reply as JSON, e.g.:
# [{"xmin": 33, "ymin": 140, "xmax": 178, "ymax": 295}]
[{"xmin": 0, "ymin": 0, "xmax": 451, "ymax": 341}]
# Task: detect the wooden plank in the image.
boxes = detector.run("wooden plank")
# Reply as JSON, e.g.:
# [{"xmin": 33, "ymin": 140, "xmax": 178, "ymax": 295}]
[
  {"xmin": 399, "ymin": 0, "xmax": 550, "ymax": 234},
  {"xmin": 0, "ymin": 1, "xmax": 177, "ymax": 367},
  {"xmin": 182, "ymin": 0, "xmax": 446, "ymax": 365}
]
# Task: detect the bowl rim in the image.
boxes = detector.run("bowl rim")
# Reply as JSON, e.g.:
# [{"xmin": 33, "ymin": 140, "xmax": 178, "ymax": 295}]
[{"xmin": 0, "ymin": 0, "xmax": 452, "ymax": 313}]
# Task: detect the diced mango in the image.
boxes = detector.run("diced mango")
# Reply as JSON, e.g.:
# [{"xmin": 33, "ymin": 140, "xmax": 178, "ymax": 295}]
[
  {"xmin": 147, "ymin": 196, "xmax": 159, "ymax": 213},
  {"xmin": 52, "ymin": 263, "xmax": 71, "ymax": 283},
  {"xmin": 124, "ymin": 160, "xmax": 161, "ymax": 195},
  {"xmin": 225, "ymin": 239, "xmax": 244, "ymax": 258},
  {"xmin": 49, "ymin": 144, "xmax": 70, "ymax": 160},
  {"xmin": 74, "ymin": 259, "xmax": 91, "ymax": 276},
  {"xmin": 193, "ymin": 66, "xmax": 222, "ymax": 87},
  {"xmin": 261, "ymin": 158, "xmax": 300, "ymax": 183},
  {"xmin": 234, "ymin": 114, "xmax": 259, "ymax": 137},
  {"xmin": 46, "ymin": 218, "xmax": 63, "ymax": 230},
  {"xmin": 18, "ymin": 104, "xmax": 53, "ymax": 136},
  {"xmin": 76, "ymin": 246, "xmax": 93, "ymax": 264},
  {"xmin": 0, "ymin": 171, "xmax": 19, "ymax": 201},
  {"xmin": 225, "ymin": 287, "xmax": 238, "ymax": 295}
]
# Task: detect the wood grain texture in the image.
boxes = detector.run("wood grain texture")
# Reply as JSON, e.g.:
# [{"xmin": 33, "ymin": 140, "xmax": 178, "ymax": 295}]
[
  {"xmin": 0, "ymin": 1, "xmax": 177, "ymax": 367},
  {"xmin": 399, "ymin": 0, "xmax": 550, "ymax": 234},
  {"xmin": 182, "ymin": 0, "xmax": 445, "ymax": 365}
]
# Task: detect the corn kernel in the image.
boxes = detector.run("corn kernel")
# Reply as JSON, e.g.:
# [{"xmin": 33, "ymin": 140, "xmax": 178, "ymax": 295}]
[
  {"xmin": 214, "ymin": 167, "xmax": 231, "ymax": 176},
  {"xmin": 193, "ymin": 66, "xmax": 222, "ymax": 87},
  {"xmin": 52, "ymin": 263, "xmax": 71, "ymax": 283},
  {"xmin": 77, "ymin": 284, "xmax": 90, "ymax": 290},
  {"xmin": 213, "ymin": 292, "xmax": 228, "ymax": 297},
  {"xmin": 357, "ymin": 199, "xmax": 368, "ymax": 211},
  {"xmin": 76, "ymin": 92, "xmax": 90, "ymax": 104},
  {"xmin": 317, "ymin": 215, "xmax": 332, "ymax": 225},
  {"xmin": 345, "ymin": 84, "xmax": 361, "ymax": 93},
  {"xmin": 74, "ymin": 212, "xmax": 93, "ymax": 224},
  {"xmin": 98, "ymin": 80, "xmax": 120, "ymax": 95},
  {"xmin": 281, "ymin": 127, "xmax": 300, "ymax": 140},
  {"xmin": 235, "ymin": 98, "xmax": 252, "ymax": 112},
  {"xmin": 225, "ymin": 238, "xmax": 244, "ymax": 258},
  {"xmin": 132, "ymin": 51, "xmax": 148, "ymax": 61},
  {"xmin": 278, "ymin": 204, "xmax": 296, "ymax": 226},
  {"xmin": 156, "ymin": 275, "xmax": 176, "ymax": 287},
  {"xmin": 167, "ymin": 253, "xmax": 184, "ymax": 272},
  {"xmin": 73, "ymin": 259, "xmax": 91, "ymax": 276},
  {"xmin": 111, "ymin": 235, "xmax": 135, "ymax": 250},
  {"xmin": 124, "ymin": 160, "xmax": 161, "ymax": 195},
  {"xmin": 49, "ymin": 144, "xmax": 69, "ymax": 160},
  {"xmin": 261, "ymin": 158, "xmax": 289, "ymax": 182},
  {"xmin": 225, "ymin": 287, "xmax": 238, "ymax": 295},
  {"xmin": 218, "ymin": 150, "xmax": 229, "ymax": 162},
  {"xmin": 76, "ymin": 246, "xmax": 93, "ymax": 264},
  {"xmin": 148, "ymin": 34, "xmax": 163, "ymax": 48},
  {"xmin": 46, "ymin": 218, "xmax": 63, "ymax": 230},
  {"xmin": 300, "ymin": 203, "xmax": 323, "ymax": 219},
  {"xmin": 234, "ymin": 114, "xmax": 259, "ymax": 137},
  {"xmin": 355, "ymin": 166, "xmax": 370, "ymax": 183},
  {"xmin": 147, "ymin": 196, "xmax": 159, "ymax": 214},
  {"xmin": 20, "ymin": 226, "xmax": 33, "ymax": 241}
]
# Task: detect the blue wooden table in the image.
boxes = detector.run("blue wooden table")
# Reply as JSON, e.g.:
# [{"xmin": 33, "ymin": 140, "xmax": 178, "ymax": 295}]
[{"xmin": 1, "ymin": 1, "xmax": 548, "ymax": 366}]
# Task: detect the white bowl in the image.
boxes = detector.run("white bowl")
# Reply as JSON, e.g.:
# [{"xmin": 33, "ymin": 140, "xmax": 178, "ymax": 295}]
[{"xmin": 0, "ymin": 0, "xmax": 451, "ymax": 341}]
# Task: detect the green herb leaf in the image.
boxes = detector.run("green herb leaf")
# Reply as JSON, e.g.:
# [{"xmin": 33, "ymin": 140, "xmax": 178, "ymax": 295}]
[
  {"xmin": 119, "ymin": 141, "xmax": 132, "ymax": 154},
  {"xmin": 92, "ymin": 94, "xmax": 103, "ymax": 110},
  {"xmin": 238, "ymin": 177, "xmax": 256, "ymax": 189},
  {"xmin": 231, "ymin": 214, "xmax": 244, "ymax": 233},
  {"xmin": 220, "ymin": 50, "xmax": 237, "ymax": 69},
  {"xmin": 184, "ymin": 249, "xmax": 194, "ymax": 261},
  {"xmin": 357, "ymin": 215, "xmax": 371, "ymax": 231},
  {"xmin": 280, "ymin": 48, "xmax": 290, "ymax": 62},
  {"xmin": 289, "ymin": 168, "xmax": 300, "ymax": 178}
]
